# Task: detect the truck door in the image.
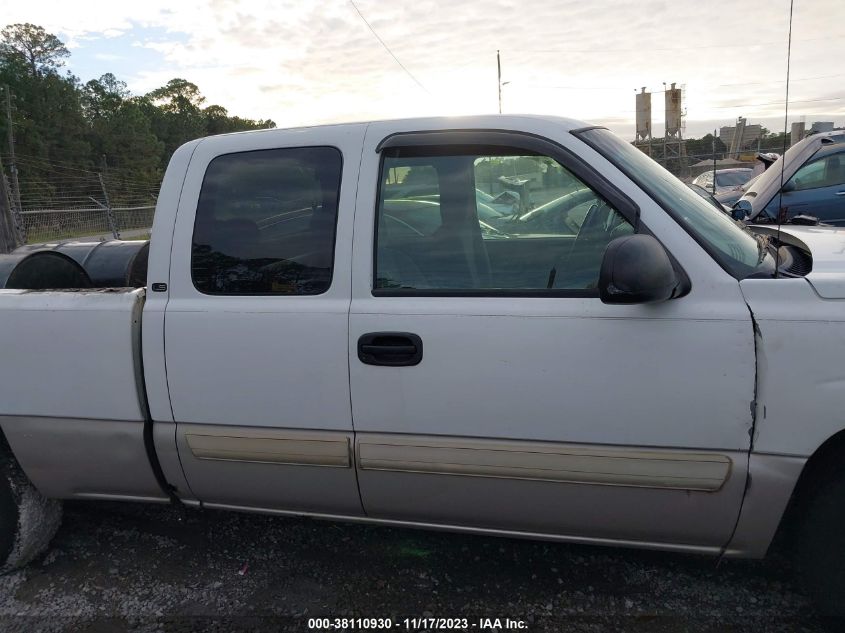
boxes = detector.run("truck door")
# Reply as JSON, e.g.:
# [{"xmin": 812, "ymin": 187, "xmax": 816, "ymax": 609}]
[
  {"xmin": 348, "ymin": 121, "xmax": 755, "ymax": 550},
  {"xmin": 164, "ymin": 125, "xmax": 365, "ymax": 516}
]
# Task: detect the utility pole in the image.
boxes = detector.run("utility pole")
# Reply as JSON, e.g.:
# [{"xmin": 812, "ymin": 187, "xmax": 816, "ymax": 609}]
[
  {"xmin": 712, "ymin": 129, "xmax": 717, "ymax": 196},
  {"xmin": 4, "ymin": 85, "xmax": 22, "ymax": 226},
  {"xmin": 497, "ymin": 50, "xmax": 502, "ymax": 114},
  {"xmin": 98, "ymin": 173, "xmax": 120, "ymax": 239}
]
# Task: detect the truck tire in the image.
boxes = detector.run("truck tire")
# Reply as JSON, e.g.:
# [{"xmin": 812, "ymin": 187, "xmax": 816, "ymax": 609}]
[
  {"xmin": 796, "ymin": 473, "xmax": 845, "ymax": 617},
  {"xmin": 0, "ymin": 447, "xmax": 62, "ymax": 573}
]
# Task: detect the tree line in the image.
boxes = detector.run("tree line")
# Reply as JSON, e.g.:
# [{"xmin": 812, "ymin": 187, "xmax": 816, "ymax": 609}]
[{"xmin": 0, "ymin": 23, "xmax": 275, "ymax": 203}]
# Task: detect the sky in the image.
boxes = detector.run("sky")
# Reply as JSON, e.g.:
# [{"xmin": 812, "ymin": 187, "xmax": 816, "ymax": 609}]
[{"xmin": 2, "ymin": 0, "xmax": 844, "ymax": 139}]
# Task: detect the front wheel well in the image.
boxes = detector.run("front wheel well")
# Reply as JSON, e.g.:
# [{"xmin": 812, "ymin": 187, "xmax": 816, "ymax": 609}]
[{"xmin": 772, "ymin": 429, "xmax": 845, "ymax": 551}]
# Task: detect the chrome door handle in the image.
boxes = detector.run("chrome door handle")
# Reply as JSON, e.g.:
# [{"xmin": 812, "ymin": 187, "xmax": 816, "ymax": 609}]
[{"xmin": 836, "ymin": 191, "xmax": 845, "ymax": 196}]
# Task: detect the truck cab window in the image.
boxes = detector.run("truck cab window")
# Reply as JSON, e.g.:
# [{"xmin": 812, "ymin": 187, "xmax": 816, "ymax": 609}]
[
  {"xmin": 375, "ymin": 149, "xmax": 631, "ymax": 293},
  {"xmin": 191, "ymin": 146, "xmax": 342, "ymax": 295}
]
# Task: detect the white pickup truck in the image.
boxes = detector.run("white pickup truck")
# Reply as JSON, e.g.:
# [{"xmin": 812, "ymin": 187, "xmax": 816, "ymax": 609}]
[{"xmin": 1, "ymin": 115, "xmax": 844, "ymax": 612}]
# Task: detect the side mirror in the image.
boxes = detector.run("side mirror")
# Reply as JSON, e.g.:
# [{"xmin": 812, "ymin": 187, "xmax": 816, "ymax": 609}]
[
  {"xmin": 599, "ymin": 235, "xmax": 678, "ymax": 305},
  {"xmin": 731, "ymin": 199, "xmax": 752, "ymax": 221},
  {"xmin": 781, "ymin": 179, "xmax": 796, "ymax": 193}
]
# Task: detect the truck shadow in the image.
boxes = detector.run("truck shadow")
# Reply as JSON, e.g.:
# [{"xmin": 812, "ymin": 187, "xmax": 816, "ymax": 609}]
[{"xmin": 1, "ymin": 501, "xmax": 825, "ymax": 633}]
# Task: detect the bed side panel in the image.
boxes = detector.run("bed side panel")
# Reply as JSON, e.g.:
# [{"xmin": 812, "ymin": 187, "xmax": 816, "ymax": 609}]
[{"xmin": 0, "ymin": 288, "xmax": 167, "ymax": 500}]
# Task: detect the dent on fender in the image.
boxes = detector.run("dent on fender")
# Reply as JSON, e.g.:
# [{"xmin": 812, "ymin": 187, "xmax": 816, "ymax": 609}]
[{"xmin": 740, "ymin": 277, "xmax": 845, "ymax": 457}]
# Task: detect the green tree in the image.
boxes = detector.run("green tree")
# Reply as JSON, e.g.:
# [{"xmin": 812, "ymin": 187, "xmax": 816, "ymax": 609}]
[
  {"xmin": 78, "ymin": 73, "xmax": 163, "ymax": 193},
  {"xmin": 204, "ymin": 104, "xmax": 275, "ymax": 136},
  {"xmin": 94, "ymin": 100, "xmax": 164, "ymax": 202},
  {"xmin": 0, "ymin": 47, "xmax": 90, "ymax": 201},
  {"xmin": 0, "ymin": 24, "xmax": 278, "ymax": 194},
  {"xmin": 143, "ymin": 79, "xmax": 206, "ymax": 163},
  {"xmin": 0, "ymin": 23, "xmax": 69, "ymax": 77},
  {"xmin": 686, "ymin": 133, "xmax": 727, "ymax": 162},
  {"xmin": 82, "ymin": 73, "xmax": 129, "ymax": 120},
  {"xmin": 146, "ymin": 78, "xmax": 205, "ymax": 114},
  {"xmin": 203, "ymin": 104, "xmax": 233, "ymax": 135},
  {"xmin": 759, "ymin": 131, "xmax": 790, "ymax": 152}
]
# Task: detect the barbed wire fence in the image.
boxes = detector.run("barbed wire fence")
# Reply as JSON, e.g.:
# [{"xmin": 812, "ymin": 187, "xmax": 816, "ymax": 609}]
[
  {"xmin": 0, "ymin": 144, "xmax": 764, "ymax": 250},
  {"xmin": 0, "ymin": 153, "xmax": 159, "ymax": 245}
]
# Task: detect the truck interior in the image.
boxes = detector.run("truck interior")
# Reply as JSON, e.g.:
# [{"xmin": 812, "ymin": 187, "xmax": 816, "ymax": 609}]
[{"xmin": 376, "ymin": 151, "xmax": 634, "ymax": 292}]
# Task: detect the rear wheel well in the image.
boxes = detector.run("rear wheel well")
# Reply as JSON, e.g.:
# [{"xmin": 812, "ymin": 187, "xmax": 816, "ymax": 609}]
[{"xmin": 773, "ymin": 429, "xmax": 845, "ymax": 551}]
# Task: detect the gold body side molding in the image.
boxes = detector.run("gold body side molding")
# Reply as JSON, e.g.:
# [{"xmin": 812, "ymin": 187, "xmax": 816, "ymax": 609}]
[
  {"xmin": 186, "ymin": 432, "xmax": 351, "ymax": 467},
  {"xmin": 358, "ymin": 436, "xmax": 731, "ymax": 491}
]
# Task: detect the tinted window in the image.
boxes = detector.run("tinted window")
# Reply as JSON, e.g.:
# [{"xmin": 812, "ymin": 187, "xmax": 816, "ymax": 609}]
[
  {"xmin": 192, "ymin": 147, "xmax": 342, "ymax": 295},
  {"xmin": 715, "ymin": 171, "xmax": 752, "ymax": 187},
  {"xmin": 375, "ymin": 149, "xmax": 632, "ymax": 293}
]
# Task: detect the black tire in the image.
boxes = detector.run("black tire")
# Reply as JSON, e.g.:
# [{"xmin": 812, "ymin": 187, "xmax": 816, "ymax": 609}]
[
  {"xmin": 0, "ymin": 444, "xmax": 62, "ymax": 572},
  {"xmin": 796, "ymin": 473, "xmax": 845, "ymax": 617}
]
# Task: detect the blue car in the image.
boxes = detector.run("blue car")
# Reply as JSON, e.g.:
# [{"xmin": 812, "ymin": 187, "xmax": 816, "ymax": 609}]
[{"xmin": 737, "ymin": 131, "xmax": 845, "ymax": 225}]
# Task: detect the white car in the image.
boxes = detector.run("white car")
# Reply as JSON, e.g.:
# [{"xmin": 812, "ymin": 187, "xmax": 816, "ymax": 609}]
[
  {"xmin": 0, "ymin": 115, "xmax": 843, "ymax": 614},
  {"xmin": 692, "ymin": 167, "xmax": 754, "ymax": 195}
]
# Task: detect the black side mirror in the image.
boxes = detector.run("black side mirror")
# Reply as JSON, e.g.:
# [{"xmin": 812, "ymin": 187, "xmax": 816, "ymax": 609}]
[
  {"xmin": 731, "ymin": 199, "xmax": 752, "ymax": 221},
  {"xmin": 599, "ymin": 235, "xmax": 678, "ymax": 305},
  {"xmin": 781, "ymin": 179, "xmax": 796, "ymax": 193}
]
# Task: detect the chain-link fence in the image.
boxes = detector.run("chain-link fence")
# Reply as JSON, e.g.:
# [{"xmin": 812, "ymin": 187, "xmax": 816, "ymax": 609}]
[
  {"xmin": 20, "ymin": 204, "xmax": 156, "ymax": 243},
  {"xmin": 2, "ymin": 153, "xmax": 159, "ymax": 244}
]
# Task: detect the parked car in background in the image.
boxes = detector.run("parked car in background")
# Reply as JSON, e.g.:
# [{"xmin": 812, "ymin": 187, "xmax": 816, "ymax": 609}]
[
  {"xmin": 714, "ymin": 173, "xmax": 761, "ymax": 207},
  {"xmin": 475, "ymin": 188, "xmax": 521, "ymax": 215},
  {"xmin": 490, "ymin": 185, "xmax": 600, "ymax": 235},
  {"xmin": 734, "ymin": 130, "xmax": 845, "ymax": 225},
  {"xmin": 398, "ymin": 189, "xmax": 521, "ymax": 217},
  {"xmin": 692, "ymin": 168, "xmax": 754, "ymax": 196}
]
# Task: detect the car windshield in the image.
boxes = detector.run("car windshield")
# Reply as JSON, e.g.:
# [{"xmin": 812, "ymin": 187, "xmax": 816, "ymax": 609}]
[
  {"xmin": 716, "ymin": 171, "xmax": 752, "ymax": 187},
  {"xmin": 575, "ymin": 128, "xmax": 774, "ymax": 279}
]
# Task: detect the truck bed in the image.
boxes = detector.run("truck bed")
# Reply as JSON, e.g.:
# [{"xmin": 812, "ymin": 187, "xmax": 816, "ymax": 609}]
[
  {"xmin": 0, "ymin": 288, "xmax": 146, "ymax": 422},
  {"xmin": 0, "ymin": 288, "xmax": 167, "ymax": 501}
]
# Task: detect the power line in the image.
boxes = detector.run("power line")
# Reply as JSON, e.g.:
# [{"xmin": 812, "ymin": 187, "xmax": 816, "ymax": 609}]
[
  {"xmin": 507, "ymin": 73, "xmax": 845, "ymax": 92},
  {"xmin": 349, "ymin": 0, "xmax": 430, "ymax": 95},
  {"xmin": 708, "ymin": 96, "xmax": 842, "ymax": 109},
  {"xmin": 714, "ymin": 73, "xmax": 845, "ymax": 87}
]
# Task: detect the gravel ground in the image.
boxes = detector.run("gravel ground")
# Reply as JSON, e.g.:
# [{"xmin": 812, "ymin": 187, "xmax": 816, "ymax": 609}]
[{"xmin": 0, "ymin": 501, "xmax": 828, "ymax": 632}]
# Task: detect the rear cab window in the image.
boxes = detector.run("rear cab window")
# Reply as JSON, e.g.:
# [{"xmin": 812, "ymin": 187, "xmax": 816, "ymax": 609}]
[{"xmin": 191, "ymin": 146, "xmax": 343, "ymax": 295}]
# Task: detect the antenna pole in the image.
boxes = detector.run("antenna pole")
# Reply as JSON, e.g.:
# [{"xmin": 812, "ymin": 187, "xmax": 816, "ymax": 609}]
[
  {"xmin": 497, "ymin": 50, "xmax": 502, "ymax": 114},
  {"xmin": 775, "ymin": 0, "xmax": 794, "ymax": 278},
  {"xmin": 712, "ymin": 129, "xmax": 717, "ymax": 195}
]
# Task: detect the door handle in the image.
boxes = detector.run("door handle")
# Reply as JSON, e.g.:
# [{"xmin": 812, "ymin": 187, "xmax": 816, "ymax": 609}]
[
  {"xmin": 358, "ymin": 332, "xmax": 423, "ymax": 367},
  {"xmin": 836, "ymin": 191, "xmax": 845, "ymax": 196}
]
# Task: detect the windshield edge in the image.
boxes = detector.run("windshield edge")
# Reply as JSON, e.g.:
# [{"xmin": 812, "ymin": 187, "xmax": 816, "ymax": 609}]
[{"xmin": 573, "ymin": 127, "xmax": 772, "ymax": 281}]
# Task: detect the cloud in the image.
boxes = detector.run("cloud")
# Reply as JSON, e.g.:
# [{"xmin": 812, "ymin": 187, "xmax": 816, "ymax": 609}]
[
  {"xmin": 3, "ymin": 0, "xmax": 844, "ymax": 134},
  {"xmin": 93, "ymin": 52, "xmax": 124, "ymax": 61}
]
